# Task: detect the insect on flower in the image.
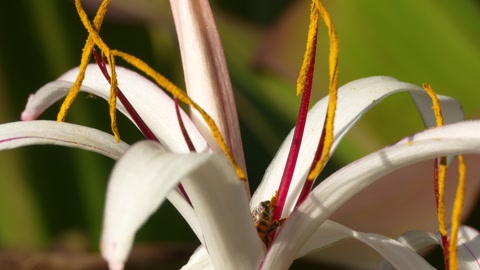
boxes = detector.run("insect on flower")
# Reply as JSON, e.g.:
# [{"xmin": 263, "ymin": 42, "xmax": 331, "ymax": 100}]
[{"xmin": 251, "ymin": 192, "xmax": 284, "ymax": 246}]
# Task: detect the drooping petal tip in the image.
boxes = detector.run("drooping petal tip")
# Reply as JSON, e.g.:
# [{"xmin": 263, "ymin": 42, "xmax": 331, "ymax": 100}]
[
  {"xmin": 20, "ymin": 94, "xmax": 38, "ymax": 121},
  {"xmin": 100, "ymin": 233, "xmax": 130, "ymax": 270},
  {"xmin": 109, "ymin": 264, "xmax": 124, "ymax": 270}
]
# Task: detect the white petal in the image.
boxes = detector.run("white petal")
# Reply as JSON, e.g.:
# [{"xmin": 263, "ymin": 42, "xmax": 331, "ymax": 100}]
[
  {"xmin": 252, "ymin": 76, "xmax": 463, "ymax": 215},
  {"xmin": 287, "ymin": 220, "xmax": 433, "ymax": 270},
  {"xmin": 265, "ymin": 120, "xmax": 480, "ymax": 268},
  {"xmin": 22, "ymin": 64, "xmax": 208, "ymax": 153},
  {"xmin": 377, "ymin": 231, "xmax": 438, "ymax": 270},
  {"xmin": 170, "ymin": 0, "xmax": 246, "ymax": 174},
  {"xmin": 101, "ymin": 141, "xmax": 214, "ymax": 269},
  {"xmin": 456, "ymin": 226, "xmax": 480, "ymax": 269},
  {"xmin": 179, "ymin": 152, "xmax": 265, "ymax": 269},
  {"xmin": 397, "ymin": 230, "xmax": 439, "ymax": 251},
  {"xmin": 319, "ymin": 154, "xmax": 480, "ymax": 268},
  {"xmin": 409, "ymin": 91, "xmax": 463, "ymax": 130},
  {"xmin": 101, "ymin": 141, "xmax": 263, "ymax": 270},
  {"xmin": 0, "ymin": 120, "xmax": 128, "ymax": 159},
  {"xmin": 379, "ymin": 227, "xmax": 480, "ymax": 270}
]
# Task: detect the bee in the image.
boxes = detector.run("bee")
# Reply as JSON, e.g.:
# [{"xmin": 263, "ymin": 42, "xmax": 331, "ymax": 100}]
[{"xmin": 251, "ymin": 192, "xmax": 284, "ymax": 246}]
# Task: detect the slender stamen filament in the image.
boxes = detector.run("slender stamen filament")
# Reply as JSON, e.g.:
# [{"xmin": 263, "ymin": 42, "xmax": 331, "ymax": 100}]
[
  {"xmin": 173, "ymin": 97, "xmax": 196, "ymax": 205},
  {"xmin": 111, "ymin": 50, "xmax": 246, "ymax": 181},
  {"xmin": 266, "ymin": 1, "xmax": 338, "ymax": 247},
  {"xmin": 57, "ymin": 0, "xmax": 110, "ymax": 124},
  {"xmin": 449, "ymin": 155, "xmax": 466, "ymax": 270},
  {"xmin": 94, "ymin": 49, "xmax": 194, "ymax": 204},
  {"xmin": 306, "ymin": 0, "xmax": 339, "ymax": 182},
  {"xmin": 93, "ymin": 49, "xmax": 158, "ymax": 141},
  {"xmin": 271, "ymin": 0, "xmax": 319, "ymax": 223},
  {"xmin": 433, "ymin": 157, "xmax": 450, "ymax": 267},
  {"xmin": 423, "ymin": 84, "xmax": 448, "ymax": 265},
  {"xmin": 295, "ymin": 116, "xmax": 327, "ymax": 207},
  {"xmin": 423, "ymin": 83, "xmax": 464, "ymax": 270},
  {"xmin": 295, "ymin": 0, "xmax": 340, "ymax": 208},
  {"xmin": 174, "ymin": 97, "xmax": 196, "ymax": 152},
  {"xmin": 61, "ymin": 0, "xmax": 247, "ymax": 181},
  {"xmin": 273, "ymin": 0, "xmax": 339, "ymax": 222}
]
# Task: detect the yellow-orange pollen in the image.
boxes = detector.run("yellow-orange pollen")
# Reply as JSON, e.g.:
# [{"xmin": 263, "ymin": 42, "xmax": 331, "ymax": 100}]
[
  {"xmin": 423, "ymin": 83, "xmax": 466, "ymax": 270},
  {"xmin": 58, "ymin": 0, "xmax": 246, "ymax": 181},
  {"xmin": 306, "ymin": 0, "xmax": 339, "ymax": 182}
]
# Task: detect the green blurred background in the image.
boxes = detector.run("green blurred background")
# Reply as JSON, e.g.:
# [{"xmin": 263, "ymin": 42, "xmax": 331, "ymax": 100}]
[{"xmin": 0, "ymin": 0, "xmax": 479, "ymax": 269}]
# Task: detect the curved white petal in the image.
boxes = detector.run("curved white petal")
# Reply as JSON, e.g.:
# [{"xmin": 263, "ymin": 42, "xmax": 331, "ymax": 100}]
[
  {"xmin": 456, "ymin": 226, "xmax": 480, "ymax": 269},
  {"xmin": 405, "ymin": 227, "xmax": 480, "ymax": 270},
  {"xmin": 101, "ymin": 140, "xmax": 263, "ymax": 270},
  {"xmin": 265, "ymin": 120, "xmax": 480, "ymax": 268},
  {"xmin": 170, "ymin": 0, "xmax": 246, "ymax": 174},
  {"xmin": 317, "ymin": 154, "xmax": 480, "ymax": 268},
  {"xmin": 397, "ymin": 230, "xmax": 439, "ymax": 252},
  {"xmin": 0, "ymin": 120, "xmax": 128, "ymax": 159},
  {"xmin": 179, "ymin": 151, "xmax": 264, "ymax": 269},
  {"xmin": 379, "ymin": 226, "xmax": 480, "ymax": 270},
  {"xmin": 101, "ymin": 141, "xmax": 206, "ymax": 269},
  {"xmin": 22, "ymin": 64, "xmax": 208, "ymax": 153},
  {"xmin": 377, "ymin": 231, "xmax": 438, "ymax": 270},
  {"xmin": 252, "ymin": 76, "xmax": 463, "ymax": 215},
  {"xmin": 290, "ymin": 220, "xmax": 433, "ymax": 270}
]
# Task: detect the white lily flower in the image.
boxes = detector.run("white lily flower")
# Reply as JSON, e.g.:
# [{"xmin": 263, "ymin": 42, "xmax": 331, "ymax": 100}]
[
  {"xmin": 2, "ymin": 0, "xmax": 479, "ymax": 269},
  {"xmin": 96, "ymin": 93, "xmax": 480, "ymax": 270},
  {"xmin": 10, "ymin": 59, "xmax": 476, "ymax": 269}
]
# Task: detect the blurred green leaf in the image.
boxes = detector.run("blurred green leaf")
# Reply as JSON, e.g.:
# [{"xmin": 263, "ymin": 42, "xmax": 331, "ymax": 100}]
[{"xmin": 254, "ymin": 0, "xmax": 480, "ymax": 163}]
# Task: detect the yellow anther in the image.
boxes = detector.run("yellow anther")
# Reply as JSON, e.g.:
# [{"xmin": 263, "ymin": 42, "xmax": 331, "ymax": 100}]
[
  {"xmin": 111, "ymin": 51, "xmax": 246, "ymax": 181},
  {"xmin": 448, "ymin": 155, "xmax": 466, "ymax": 270},
  {"xmin": 106, "ymin": 54, "xmax": 119, "ymax": 140},
  {"xmin": 307, "ymin": 0, "xmax": 339, "ymax": 181},
  {"xmin": 423, "ymin": 83, "xmax": 464, "ymax": 268},
  {"xmin": 437, "ymin": 156, "xmax": 448, "ymax": 238},
  {"xmin": 423, "ymin": 83, "xmax": 448, "ymax": 237},
  {"xmin": 60, "ymin": 0, "xmax": 246, "ymax": 181},
  {"xmin": 296, "ymin": 1, "xmax": 319, "ymax": 96},
  {"xmin": 423, "ymin": 83, "xmax": 444, "ymax": 127},
  {"xmin": 70, "ymin": 0, "xmax": 120, "ymax": 141},
  {"xmin": 57, "ymin": 0, "xmax": 111, "ymax": 127}
]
